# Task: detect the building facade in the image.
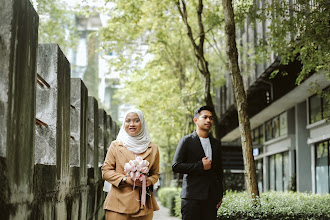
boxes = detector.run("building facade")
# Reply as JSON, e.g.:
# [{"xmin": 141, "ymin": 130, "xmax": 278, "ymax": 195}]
[{"xmin": 216, "ymin": 1, "xmax": 330, "ymax": 194}]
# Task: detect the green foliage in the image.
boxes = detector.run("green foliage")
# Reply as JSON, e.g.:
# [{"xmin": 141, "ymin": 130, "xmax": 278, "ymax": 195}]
[
  {"xmin": 32, "ymin": 0, "xmax": 79, "ymax": 54},
  {"xmin": 165, "ymin": 189, "xmax": 330, "ymax": 219},
  {"xmin": 157, "ymin": 187, "xmax": 181, "ymax": 216},
  {"xmin": 96, "ymin": 0, "xmax": 248, "ymax": 184},
  {"xmin": 174, "ymin": 193, "xmax": 182, "ymax": 218},
  {"xmin": 217, "ymin": 191, "xmax": 330, "ymax": 219},
  {"xmin": 250, "ymin": 0, "xmax": 330, "ymax": 84}
]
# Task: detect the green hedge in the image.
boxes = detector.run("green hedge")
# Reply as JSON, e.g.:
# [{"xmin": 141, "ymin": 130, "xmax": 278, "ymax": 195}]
[
  {"xmin": 218, "ymin": 191, "xmax": 330, "ymax": 220},
  {"xmin": 158, "ymin": 188, "xmax": 330, "ymax": 220},
  {"xmin": 157, "ymin": 187, "xmax": 181, "ymax": 216}
]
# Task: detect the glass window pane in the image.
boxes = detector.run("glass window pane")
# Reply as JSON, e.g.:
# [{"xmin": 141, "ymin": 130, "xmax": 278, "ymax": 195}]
[
  {"xmin": 283, "ymin": 152, "xmax": 290, "ymax": 191},
  {"xmin": 265, "ymin": 120, "xmax": 272, "ymax": 141},
  {"xmin": 275, "ymin": 153, "xmax": 283, "ymax": 191},
  {"xmin": 280, "ymin": 112, "xmax": 288, "ymax": 136},
  {"xmin": 259, "ymin": 125, "xmax": 264, "ymax": 144},
  {"xmin": 256, "ymin": 159, "xmax": 263, "ymax": 193},
  {"xmin": 309, "ymin": 95, "xmax": 322, "ymax": 124},
  {"xmin": 322, "ymin": 89, "xmax": 330, "ymax": 120},
  {"xmin": 315, "ymin": 142, "xmax": 329, "ymax": 194},
  {"xmin": 269, "ymin": 155, "xmax": 275, "ymax": 190},
  {"xmin": 273, "ymin": 117, "xmax": 280, "ymax": 138},
  {"xmin": 255, "ymin": 128, "xmax": 259, "ymax": 144}
]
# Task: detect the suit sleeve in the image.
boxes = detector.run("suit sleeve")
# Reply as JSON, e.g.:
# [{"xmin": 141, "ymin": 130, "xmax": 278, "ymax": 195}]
[
  {"xmin": 101, "ymin": 141, "xmax": 125, "ymax": 188},
  {"xmin": 148, "ymin": 145, "xmax": 160, "ymax": 187},
  {"xmin": 172, "ymin": 137, "xmax": 204, "ymax": 174},
  {"xmin": 215, "ymin": 141, "xmax": 224, "ymax": 199}
]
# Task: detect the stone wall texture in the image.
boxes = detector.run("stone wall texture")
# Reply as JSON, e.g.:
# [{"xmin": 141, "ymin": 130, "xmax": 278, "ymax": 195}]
[{"xmin": 0, "ymin": 0, "xmax": 119, "ymax": 219}]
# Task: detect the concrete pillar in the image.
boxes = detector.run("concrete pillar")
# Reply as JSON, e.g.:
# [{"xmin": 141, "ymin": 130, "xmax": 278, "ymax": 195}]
[
  {"xmin": 295, "ymin": 101, "xmax": 312, "ymax": 192},
  {"xmin": 87, "ymin": 96, "xmax": 99, "ymax": 177},
  {"xmin": 98, "ymin": 109, "xmax": 106, "ymax": 166},
  {"xmin": 0, "ymin": 0, "xmax": 38, "ymax": 218},
  {"xmin": 35, "ymin": 44, "xmax": 71, "ymax": 180},
  {"xmin": 70, "ymin": 78, "xmax": 88, "ymax": 184},
  {"xmin": 105, "ymin": 115, "xmax": 113, "ymax": 152}
]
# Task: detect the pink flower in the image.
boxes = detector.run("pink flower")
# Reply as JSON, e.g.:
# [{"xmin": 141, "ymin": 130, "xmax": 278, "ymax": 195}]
[
  {"xmin": 124, "ymin": 157, "xmax": 149, "ymax": 181},
  {"xmin": 141, "ymin": 167, "xmax": 149, "ymax": 174},
  {"xmin": 136, "ymin": 156, "xmax": 143, "ymax": 163},
  {"xmin": 124, "ymin": 163, "xmax": 133, "ymax": 173},
  {"xmin": 134, "ymin": 171, "xmax": 141, "ymax": 181}
]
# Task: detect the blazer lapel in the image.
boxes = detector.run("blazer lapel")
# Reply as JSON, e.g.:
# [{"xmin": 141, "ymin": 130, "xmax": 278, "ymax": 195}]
[
  {"xmin": 210, "ymin": 137, "xmax": 216, "ymax": 161},
  {"xmin": 118, "ymin": 142, "xmax": 136, "ymax": 161},
  {"xmin": 118, "ymin": 142, "xmax": 152, "ymax": 161},
  {"xmin": 139, "ymin": 145, "xmax": 152, "ymax": 160},
  {"xmin": 192, "ymin": 131, "xmax": 206, "ymax": 159}
]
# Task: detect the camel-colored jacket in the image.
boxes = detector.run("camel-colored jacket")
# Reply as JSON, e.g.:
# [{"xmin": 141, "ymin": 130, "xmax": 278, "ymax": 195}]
[{"xmin": 102, "ymin": 140, "xmax": 160, "ymax": 215}]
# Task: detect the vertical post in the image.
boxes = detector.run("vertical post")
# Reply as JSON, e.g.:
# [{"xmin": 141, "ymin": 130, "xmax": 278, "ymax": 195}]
[
  {"xmin": 0, "ymin": 1, "xmax": 38, "ymax": 218},
  {"xmin": 35, "ymin": 44, "xmax": 71, "ymax": 180},
  {"xmin": 70, "ymin": 78, "xmax": 88, "ymax": 184},
  {"xmin": 87, "ymin": 96, "xmax": 99, "ymax": 179}
]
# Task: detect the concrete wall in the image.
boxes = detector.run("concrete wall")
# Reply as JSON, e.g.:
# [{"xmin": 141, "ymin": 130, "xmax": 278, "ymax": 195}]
[
  {"xmin": 0, "ymin": 0, "xmax": 38, "ymax": 219},
  {"xmin": 0, "ymin": 0, "xmax": 119, "ymax": 219}
]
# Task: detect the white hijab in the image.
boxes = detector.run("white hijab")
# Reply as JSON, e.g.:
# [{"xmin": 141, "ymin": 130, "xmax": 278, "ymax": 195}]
[{"xmin": 116, "ymin": 109, "xmax": 151, "ymax": 154}]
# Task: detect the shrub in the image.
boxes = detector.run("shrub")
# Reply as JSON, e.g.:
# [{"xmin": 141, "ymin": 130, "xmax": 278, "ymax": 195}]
[
  {"xmin": 174, "ymin": 193, "xmax": 182, "ymax": 219},
  {"xmin": 217, "ymin": 191, "xmax": 330, "ymax": 220},
  {"xmin": 157, "ymin": 187, "xmax": 181, "ymax": 216}
]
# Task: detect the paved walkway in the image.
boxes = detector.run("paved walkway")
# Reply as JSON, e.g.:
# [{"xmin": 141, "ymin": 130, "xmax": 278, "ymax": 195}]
[{"xmin": 153, "ymin": 198, "xmax": 180, "ymax": 220}]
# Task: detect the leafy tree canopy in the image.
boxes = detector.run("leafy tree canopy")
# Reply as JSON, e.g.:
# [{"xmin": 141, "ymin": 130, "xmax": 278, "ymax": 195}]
[
  {"xmin": 250, "ymin": 0, "xmax": 330, "ymax": 84},
  {"xmin": 32, "ymin": 0, "xmax": 79, "ymax": 54}
]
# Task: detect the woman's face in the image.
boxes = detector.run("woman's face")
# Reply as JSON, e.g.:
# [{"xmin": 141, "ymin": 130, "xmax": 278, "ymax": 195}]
[{"xmin": 124, "ymin": 113, "xmax": 142, "ymax": 136}]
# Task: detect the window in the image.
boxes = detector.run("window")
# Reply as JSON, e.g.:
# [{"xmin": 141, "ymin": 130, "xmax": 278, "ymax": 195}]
[
  {"xmin": 252, "ymin": 125, "xmax": 264, "ymax": 145},
  {"xmin": 256, "ymin": 159, "xmax": 263, "ymax": 192},
  {"xmin": 315, "ymin": 140, "xmax": 330, "ymax": 194},
  {"xmin": 309, "ymin": 87, "xmax": 330, "ymax": 124},
  {"xmin": 268, "ymin": 152, "xmax": 290, "ymax": 191},
  {"xmin": 252, "ymin": 125, "xmax": 264, "ymax": 155},
  {"xmin": 265, "ymin": 112, "xmax": 288, "ymax": 141}
]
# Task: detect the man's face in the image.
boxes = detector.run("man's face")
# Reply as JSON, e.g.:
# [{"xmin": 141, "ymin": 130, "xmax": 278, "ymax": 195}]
[{"xmin": 194, "ymin": 110, "xmax": 213, "ymax": 131}]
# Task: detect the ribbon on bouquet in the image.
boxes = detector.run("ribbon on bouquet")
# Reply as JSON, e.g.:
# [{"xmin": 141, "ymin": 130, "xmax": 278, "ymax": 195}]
[
  {"xmin": 132, "ymin": 174, "xmax": 147, "ymax": 207},
  {"xmin": 141, "ymin": 174, "xmax": 147, "ymax": 206}
]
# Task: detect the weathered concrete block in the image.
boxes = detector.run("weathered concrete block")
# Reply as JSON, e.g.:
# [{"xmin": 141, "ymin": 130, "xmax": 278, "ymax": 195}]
[
  {"xmin": 98, "ymin": 109, "xmax": 106, "ymax": 166},
  {"xmin": 87, "ymin": 97, "xmax": 99, "ymax": 172},
  {"xmin": 111, "ymin": 119, "xmax": 117, "ymax": 142},
  {"xmin": 105, "ymin": 115, "xmax": 112, "ymax": 154},
  {"xmin": 0, "ymin": 0, "xmax": 38, "ymax": 206},
  {"xmin": 35, "ymin": 44, "xmax": 71, "ymax": 180},
  {"xmin": 70, "ymin": 78, "xmax": 88, "ymax": 184}
]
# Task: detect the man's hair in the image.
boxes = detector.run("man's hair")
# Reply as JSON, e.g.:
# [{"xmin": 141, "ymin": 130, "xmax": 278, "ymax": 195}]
[{"xmin": 194, "ymin": 106, "xmax": 214, "ymax": 118}]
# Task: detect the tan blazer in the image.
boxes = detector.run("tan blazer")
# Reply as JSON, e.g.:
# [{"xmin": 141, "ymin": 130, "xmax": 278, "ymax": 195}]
[{"xmin": 102, "ymin": 140, "xmax": 160, "ymax": 215}]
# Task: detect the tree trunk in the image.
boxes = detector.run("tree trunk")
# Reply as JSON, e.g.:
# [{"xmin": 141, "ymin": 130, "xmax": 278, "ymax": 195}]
[
  {"xmin": 222, "ymin": 0, "xmax": 259, "ymax": 203},
  {"xmin": 176, "ymin": 0, "xmax": 221, "ymax": 139}
]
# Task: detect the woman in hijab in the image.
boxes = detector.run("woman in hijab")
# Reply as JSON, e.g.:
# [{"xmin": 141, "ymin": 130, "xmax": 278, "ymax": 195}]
[{"xmin": 102, "ymin": 109, "xmax": 160, "ymax": 220}]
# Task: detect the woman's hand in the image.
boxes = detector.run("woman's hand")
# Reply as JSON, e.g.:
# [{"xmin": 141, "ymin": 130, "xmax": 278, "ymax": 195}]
[
  {"xmin": 125, "ymin": 176, "xmax": 135, "ymax": 186},
  {"xmin": 131, "ymin": 178, "xmax": 152, "ymax": 187}
]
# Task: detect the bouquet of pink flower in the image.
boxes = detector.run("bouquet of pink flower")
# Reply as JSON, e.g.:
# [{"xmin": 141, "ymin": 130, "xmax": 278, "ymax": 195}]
[
  {"xmin": 124, "ymin": 156, "xmax": 150, "ymax": 206},
  {"xmin": 124, "ymin": 156, "xmax": 150, "ymax": 181}
]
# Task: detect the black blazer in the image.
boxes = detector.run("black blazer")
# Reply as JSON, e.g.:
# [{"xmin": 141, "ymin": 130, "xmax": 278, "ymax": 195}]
[{"xmin": 172, "ymin": 131, "xmax": 223, "ymax": 201}]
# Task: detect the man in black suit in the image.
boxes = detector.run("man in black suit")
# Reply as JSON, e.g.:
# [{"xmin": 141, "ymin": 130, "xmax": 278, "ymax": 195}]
[{"xmin": 172, "ymin": 106, "xmax": 223, "ymax": 220}]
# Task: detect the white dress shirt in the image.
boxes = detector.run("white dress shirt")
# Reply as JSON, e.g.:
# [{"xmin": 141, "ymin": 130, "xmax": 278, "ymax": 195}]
[{"xmin": 199, "ymin": 137, "xmax": 212, "ymax": 160}]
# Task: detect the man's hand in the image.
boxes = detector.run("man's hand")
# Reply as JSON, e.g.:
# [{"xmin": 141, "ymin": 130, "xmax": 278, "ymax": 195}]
[
  {"xmin": 216, "ymin": 199, "xmax": 222, "ymax": 209},
  {"xmin": 202, "ymin": 157, "xmax": 212, "ymax": 170}
]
